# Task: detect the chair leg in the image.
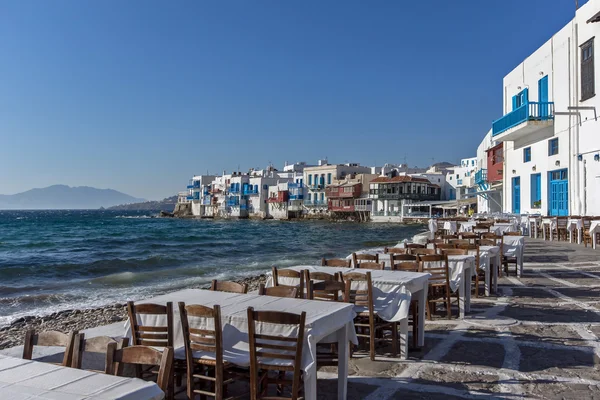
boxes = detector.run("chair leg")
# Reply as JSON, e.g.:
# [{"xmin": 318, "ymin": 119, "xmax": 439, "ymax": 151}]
[
  {"xmin": 474, "ymin": 274, "xmax": 479, "ymax": 298},
  {"xmin": 425, "ymin": 298, "xmax": 432, "ymax": 321},
  {"xmin": 369, "ymin": 324, "xmax": 376, "ymax": 362},
  {"xmin": 411, "ymin": 303, "xmax": 418, "ymax": 349},
  {"xmin": 391, "ymin": 322, "xmax": 398, "ymax": 358},
  {"xmin": 446, "ymin": 292, "xmax": 452, "ymax": 320}
]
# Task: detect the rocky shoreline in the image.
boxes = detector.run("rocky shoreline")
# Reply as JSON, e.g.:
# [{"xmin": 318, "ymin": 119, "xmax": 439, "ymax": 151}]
[{"xmin": 0, "ymin": 274, "xmax": 266, "ymax": 350}]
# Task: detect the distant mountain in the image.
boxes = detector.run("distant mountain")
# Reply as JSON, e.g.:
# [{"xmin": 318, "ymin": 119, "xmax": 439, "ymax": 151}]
[
  {"xmin": 0, "ymin": 185, "xmax": 145, "ymax": 210},
  {"xmin": 107, "ymin": 195, "xmax": 178, "ymax": 211}
]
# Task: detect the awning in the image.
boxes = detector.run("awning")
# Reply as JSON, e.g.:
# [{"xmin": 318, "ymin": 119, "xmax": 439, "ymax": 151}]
[
  {"xmin": 463, "ymin": 189, "xmax": 501, "ymax": 197},
  {"xmin": 587, "ymin": 10, "xmax": 600, "ymax": 23}
]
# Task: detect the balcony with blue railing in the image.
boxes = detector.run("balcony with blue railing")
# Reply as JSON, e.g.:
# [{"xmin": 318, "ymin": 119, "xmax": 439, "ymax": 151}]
[
  {"xmin": 192, "ymin": 192, "xmax": 200, "ymax": 200},
  {"xmin": 242, "ymin": 187, "xmax": 259, "ymax": 196},
  {"xmin": 226, "ymin": 196, "xmax": 240, "ymax": 207},
  {"xmin": 289, "ymin": 194, "xmax": 304, "ymax": 200},
  {"xmin": 492, "ymin": 101, "xmax": 555, "ymax": 142},
  {"xmin": 229, "ymin": 187, "xmax": 240, "ymax": 194},
  {"xmin": 475, "ymin": 169, "xmax": 487, "ymax": 185}
]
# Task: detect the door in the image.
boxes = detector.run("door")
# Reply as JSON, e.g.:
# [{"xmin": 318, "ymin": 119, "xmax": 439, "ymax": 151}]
[
  {"xmin": 538, "ymin": 75, "xmax": 549, "ymax": 118},
  {"xmin": 548, "ymin": 169, "xmax": 568, "ymax": 216},
  {"xmin": 512, "ymin": 177, "xmax": 520, "ymax": 214}
]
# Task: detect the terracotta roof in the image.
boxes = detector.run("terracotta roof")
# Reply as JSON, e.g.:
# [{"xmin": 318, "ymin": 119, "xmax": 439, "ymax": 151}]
[{"xmin": 371, "ymin": 176, "xmax": 432, "ymax": 184}]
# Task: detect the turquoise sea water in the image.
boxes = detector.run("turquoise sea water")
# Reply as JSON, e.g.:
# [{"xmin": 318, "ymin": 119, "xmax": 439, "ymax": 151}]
[{"xmin": 0, "ymin": 210, "xmax": 426, "ymax": 326}]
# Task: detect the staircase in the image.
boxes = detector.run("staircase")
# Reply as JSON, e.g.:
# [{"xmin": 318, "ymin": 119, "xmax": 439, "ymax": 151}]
[{"xmin": 475, "ymin": 169, "xmax": 489, "ymax": 200}]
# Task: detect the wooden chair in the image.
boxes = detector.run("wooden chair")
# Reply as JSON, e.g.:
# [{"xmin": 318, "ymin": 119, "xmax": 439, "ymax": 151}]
[
  {"xmin": 496, "ymin": 219, "xmax": 510, "ymax": 223},
  {"xmin": 427, "ymin": 239, "xmax": 445, "ymax": 246},
  {"xmin": 439, "ymin": 235, "xmax": 458, "ymax": 243},
  {"xmin": 307, "ymin": 279, "xmax": 345, "ymax": 302},
  {"xmin": 457, "ymin": 244, "xmax": 483, "ymax": 297},
  {"xmin": 458, "ymin": 232, "xmax": 478, "ymax": 244},
  {"xmin": 272, "ymin": 267, "xmax": 304, "ymax": 298},
  {"xmin": 258, "ymin": 283, "xmax": 299, "ymax": 298},
  {"xmin": 389, "ymin": 261, "xmax": 420, "ymax": 348},
  {"xmin": 23, "ymin": 330, "xmax": 78, "ymax": 367},
  {"xmin": 211, "ymin": 279, "xmax": 248, "ymax": 294},
  {"xmin": 127, "ymin": 301, "xmax": 179, "ymax": 397},
  {"xmin": 557, "ymin": 217, "xmax": 569, "ymax": 241},
  {"xmin": 501, "ymin": 233, "xmax": 520, "ymax": 276},
  {"xmin": 106, "ymin": 344, "xmax": 174, "ymax": 395},
  {"xmin": 405, "ymin": 243, "xmax": 426, "ymax": 250},
  {"xmin": 448, "ymin": 239, "xmax": 470, "ymax": 246},
  {"xmin": 321, "ymin": 258, "xmax": 351, "ymax": 267},
  {"xmin": 478, "ymin": 234, "xmax": 504, "ymax": 278},
  {"xmin": 352, "ymin": 253, "xmax": 379, "ymax": 268},
  {"xmin": 410, "ymin": 248, "xmax": 436, "ymax": 256},
  {"xmin": 473, "ymin": 224, "xmax": 491, "ymax": 234},
  {"xmin": 72, "ymin": 334, "xmax": 128, "ymax": 372},
  {"xmin": 503, "ymin": 231, "xmax": 522, "ymax": 236},
  {"xmin": 434, "ymin": 243, "xmax": 456, "ymax": 252},
  {"xmin": 344, "ymin": 271, "xmax": 398, "ymax": 361},
  {"xmin": 419, "ymin": 255, "xmax": 456, "ymax": 320},
  {"xmin": 247, "ymin": 308, "xmax": 306, "ymax": 400},
  {"xmin": 439, "ymin": 248, "xmax": 468, "ymax": 256},
  {"xmin": 583, "ymin": 217, "xmax": 594, "ymax": 247},
  {"xmin": 355, "ymin": 261, "xmax": 385, "ymax": 270},
  {"xmin": 178, "ymin": 303, "xmax": 244, "ymax": 400},
  {"xmin": 304, "ymin": 270, "xmax": 339, "ymax": 284},
  {"xmin": 529, "ymin": 218, "xmax": 542, "ymax": 238},
  {"xmin": 384, "ymin": 247, "xmax": 408, "ymax": 254},
  {"xmin": 389, "ymin": 253, "xmax": 417, "ymax": 267}
]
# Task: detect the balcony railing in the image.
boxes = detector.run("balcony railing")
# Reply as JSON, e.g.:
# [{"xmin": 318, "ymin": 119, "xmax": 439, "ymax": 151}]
[
  {"xmin": 242, "ymin": 188, "xmax": 259, "ymax": 195},
  {"xmin": 304, "ymin": 200, "xmax": 326, "ymax": 206},
  {"xmin": 475, "ymin": 169, "xmax": 487, "ymax": 185},
  {"xmin": 492, "ymin": 101, "xmax": 554, "ymax": 136},
  {"xmin": 368, "ymin": 192, "xmax": 439, "ymax": 201},
  {"xmin": 289, "ymin": 194, "xmax": 304, "ymax": 200}
]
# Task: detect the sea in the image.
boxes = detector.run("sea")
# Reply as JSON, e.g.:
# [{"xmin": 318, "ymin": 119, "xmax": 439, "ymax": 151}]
[{"xmin": 0, "ymin": 210, "xmax": 426, "ymax": 326}]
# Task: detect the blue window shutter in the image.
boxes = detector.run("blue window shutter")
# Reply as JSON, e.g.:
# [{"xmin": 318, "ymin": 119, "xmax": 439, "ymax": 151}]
[
  {"xmin": 512, "ymin": 96, "xmax": 517, "ymax": 111},
  {"xmin": 308, "ymin": 175, "xmax": 312, "ymax": 185},
  {"xmin": 523, "ymin": 88, "xmax": 529, "ymax": 103}
]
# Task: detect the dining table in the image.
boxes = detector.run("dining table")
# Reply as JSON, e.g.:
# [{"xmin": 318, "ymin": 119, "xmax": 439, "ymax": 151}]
[
  {"xmin": 266, "ymin": 265, "xmax": 430, "ymax": 359},
  {"xmin": 502, "ymin": 235, "xmax": 526, "ymax": 277},
  {"xmin": 590, "ymin": 221, "xmax": 600, "ymax": 249},
  {"xmin": 124, "ymin": 289, "xmax": 356, "ymax": 400},
  {"xmin": 0, "ymin": 354, "xmax": 164, "ymax": 400},
  {"xmin": 542, "ymin": 218, "xmax": 557, "ymax": 241},
  {"xmin": 567, "ymin": 218, "xmax": 583, "ymax": 244}
]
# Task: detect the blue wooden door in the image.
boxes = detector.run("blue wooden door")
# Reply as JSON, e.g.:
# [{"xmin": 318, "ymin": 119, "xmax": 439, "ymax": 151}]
[
  {"xmin": 538, "ymin": 76, "xmax": 549, "ymax": 118},
  {"xmin": 512, "ymin": 177, "xmax": 521, "ymax": 214},
  {"xmin": 549, "ymin": 169, "xmax": 568, "ymax": 216}
]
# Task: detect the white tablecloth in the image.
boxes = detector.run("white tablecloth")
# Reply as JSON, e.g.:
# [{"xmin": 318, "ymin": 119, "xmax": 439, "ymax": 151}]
[
  {"xmin": 567, "ymin": 219, "xmax": 583, "ymax": 244},
  {"xmin": 458, "ymin": 221, "xmax": 477, "ymax": 232},
  {"xmin": 0, "ymin": 354, "xmax": 163, "ymax": 400},
  {"xmin": 502, "ymin": 236, "xmax": 525, "ymax": 276},
  {"xmin": 266, "ymin": 265, "xmax": 429, "ymax": 323},
  {"xmin": 124, "ymin": 289, "xmax": 356, "ymax": 400},
  {"xmin": 491, "ymin": 223, "xmax": 518, "ymax": 235},
  {"xmin": 590, "ymin": 221, "xmax": 600, "ymax": 249},
  {"xmin": 428, "ymin": 220, "xmax": 458, "ymax": 234}
]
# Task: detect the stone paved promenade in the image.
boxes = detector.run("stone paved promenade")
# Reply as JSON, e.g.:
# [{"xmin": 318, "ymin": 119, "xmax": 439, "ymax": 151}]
[{"xmin": 318, "ymin": 238, "xmax": 600, "ymax": 399}]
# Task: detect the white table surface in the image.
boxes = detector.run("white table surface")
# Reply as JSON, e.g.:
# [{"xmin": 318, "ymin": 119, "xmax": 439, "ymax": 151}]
[
  {"xmin": 567, "ymin": 219, "xmax": 583, "ymax": 244},
  {"xmin": 0, "ymin": 354, "xmax": 163, "ymax": 400},
  {"xmin": 428, "ymin": 220, "xmax": 457, "ymax": 234},
  {"xmin": 267, "ymin": 265, "xmax": 430, "ymax": 359},
  {"xmin": 124, "ymin": 289, "xmax": 356, "ymax": 400},
  {"xmin": 491, "ymin": 223, "xmax": 518, "ymax": 235},
  {"xmin": 542, "ymin": 218, "xmax": 557, "ymax": 241}
]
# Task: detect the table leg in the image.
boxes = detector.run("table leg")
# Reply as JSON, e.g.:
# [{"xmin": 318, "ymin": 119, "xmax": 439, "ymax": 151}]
[
  {"xmin": 570, "ymin": 228, "xmax": 574, "ymax": 243},
  {"xmin": 399, "ymin": 318, "xmax": 409, "ymax": 360},
  {"xmin": 493, "ymin": 254, "xmax": 499, "ymax": 294},
  {"xmin": 518, "ymin": 251, "xmax": 524, "ymax": 277},
  {"xmin": 417, "ymin": 286, "xmax": 426, "ymax": 347},
  {"xmin": 578, "ymin": 228, "xmax": 582, "ymax": 245},
  {"xmin": 484, "ymin": 256, "xmax": 490, "ymax": 297},
  {"xmin": 465, "ymin": 266, "xmax": 472, "ymax": 313},
  {"xmin": 337, "ymin": 325, "xmax": 349, "ymax": 400},
  {"xmin": 459, "ymin": 270, "xmax": 467, "ymax": 318}
]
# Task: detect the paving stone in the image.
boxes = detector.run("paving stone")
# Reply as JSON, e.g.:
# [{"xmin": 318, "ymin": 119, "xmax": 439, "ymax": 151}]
[
  {"xmin": 553, "ymin": 287, "xmax": 600, "ymax": 302},
  {"xmin": 519, "ymin": 344, "xmax": 600, "ymax": 381},
  {"xmin": 440, "ymin": 340, "xmax": 505, "ymax": 369},
  {"xmin": 519, "ymin": 380, "xmax": 600, "ymax": 400},
  {"xmin": 391, "ymin": 389, "xmax": 471, "ymax": 399},
  {"xmin": 415, "ymin": 369, "xmax": 501, "ymax": 393},
  {"xmin": 509, "ymin": 324, "xmax": 588, "ymax": 347},
  {"xmin": 499, "ymin": 303, "xmax": 600, "ymax": 323},
  {"xmin": 317, "ymin": 379, "xmax": 379, "ymax": 400}
]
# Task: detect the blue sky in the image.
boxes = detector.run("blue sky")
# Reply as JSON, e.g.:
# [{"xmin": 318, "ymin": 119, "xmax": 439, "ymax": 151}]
[{"xmin": 0, "ymin": 1, "xmax": 585, "ymax": 200}]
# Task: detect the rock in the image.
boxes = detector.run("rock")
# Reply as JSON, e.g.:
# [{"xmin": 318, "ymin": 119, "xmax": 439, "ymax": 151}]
[
  {"xmin": 160, "ymin": 211, "xmax": 175, "ymax": 218},
  {"xmin": 11, "ymin": 317, "xmax": 25, "ymax": 326}
]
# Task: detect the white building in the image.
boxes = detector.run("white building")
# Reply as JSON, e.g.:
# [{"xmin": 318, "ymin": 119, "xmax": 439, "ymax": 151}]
[
  {"xmin": 189, "ymin": 175, "xmax": 217, "ymax": 217},
  {"xmin": 487, "ymin": 1, "xmax": 600, "ymax": 216},
  {"xmin": 445, "ymin": 157, "xmax": 478, "ymax": 201}
]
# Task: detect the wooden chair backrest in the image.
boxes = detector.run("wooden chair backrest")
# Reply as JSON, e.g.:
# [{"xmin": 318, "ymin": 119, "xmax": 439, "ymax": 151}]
[
  {"xmin": 390, "ymin": 254, "xmax": 417, "ymax": 266},
  {"xmin": 127, "ymin": 302, "xmax": 173, "ymax": 348},
  {"xmin": 23, "ymin": 330, "xmax": 77, "ymax": 367},
  {"xmin": 440, "ymin": 248, "xmax": 469, "ymax": 256},
  {"xmin": 384, "ymin": 247, "xmax": 408, "ymax": 254},
  {"xmin": 356, "ymin": 261, "xmax": 385, "ymax": 270},
  {"xmin": 448, "ymin": 239, "xmax": 470, "ymax": 246},
  {"xmin": 72, "ymin": 334, "xmax": 128, "ymax": 371},
  {"xmin": 583, "ymin": 218, "xmax": 592, "ymax": 229},
  {"xmin": 419, "ymin": 255, "xmax": 450, "ymax": 287},
  {"xmin": 321, "ymin": 258, "xmax": 351, "ymax": 267},
  {"xmin": 410, "ymin": 248, "xmax": 436, "ymax": 256},
  {"xmin": 211, "ymin": 279, "xmax": 248, "ymax": 294},
  {"xmin": 247, "ymin": 308, "xmax": 306, "ymax": 400},
  {"xmin": 272, "ymin": 267, "xmax": 304, "ymax": 298},
  {"xmin": 557, "ymin": 216, "xmax": 568, "ymax": 227},
  {"xmin": 457, "ymin": 244, "xmax": 480, "ymax": 268},
  {"xmin": 178, "ymin": 302, "xmax": 222, "ymax": 367},
  {"xmin": 435, "ymin": 243, "xmax": 456, "ymax": 250},
  {"xmin": 474, "ymin": 224, "xmax": 491, "ymax": 232},
  {"xmin": 459, "ymin": 232, "xmax": 478, "ymax": 241},
  {"xmin": 496, "ymin": 219, "xmax": 510, "ymax": 223},
  {"xmin": 440, "ymin": 235, "xmax": 458, "ymax": 241},
  {"xmin": 427, "ymin": 239, "xmax": 445, "ymax": 245},
  {"xmin": 352, "ymin": 253, "xmax": 379, "ymax": 268},
  {"xmin": 307, "ymin": 280, "xmax": 346, "ymax": 302},
  {"xmin": 304, "ymin": 270, "xmax": 339, "ymax": 283},
  {"xmin": 392, "ymin": 261, "xmax": 420, "ymax": 272},
  {"xmin": 343, "ymin": 272, "xmax": 373, "ymax": 311},
  {"xmin": 258, "ymin": 283, "xmax": 299, "ymax": 298},
  {"xmin": 107, "ymin": 344, "xmax": 174, "ymax": 392},
  {"xmin": 503, "ymin": 232, "xmax": 521, "ymax": 236},
  {"xmin": 405, "ymin": 243, "xmax": 426, "ymax": 249}
]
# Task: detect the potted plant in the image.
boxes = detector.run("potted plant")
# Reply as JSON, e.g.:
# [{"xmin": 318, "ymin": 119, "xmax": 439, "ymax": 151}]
[{"xmin": 532, "ymin": 200, "xmax": 542, "ymax": 209}]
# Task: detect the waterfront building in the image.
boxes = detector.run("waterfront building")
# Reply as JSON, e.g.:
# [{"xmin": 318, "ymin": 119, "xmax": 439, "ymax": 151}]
[
  {"xmin": 475, "ymin": 130, "xmax": 504, "ymax": 214},
  {"xmin": 484, "ymin": 1, "xmax": 600, "ymax": 216},
  {"xmin": 369, "ymin": 176, "xmax": 441, "ymax": 222},
  {"xmin": 303, "ymin": 160, "xmax": 371, "ymax": 216},
  {"xmin": 189, "ymin": 175, "xmax": 217, "ymax": 217},
  {"xmin": 445, "ymin": 157, "xmax": 478, "ymax": 201},
  {"xmin": 326, "ymin": 174, "xmax": 378, "ymax": 220}
]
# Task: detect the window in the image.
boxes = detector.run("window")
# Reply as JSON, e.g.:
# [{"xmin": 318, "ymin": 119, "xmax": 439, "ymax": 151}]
[
  {"xmin": 456, "ymin": 174, "xmax": 459, "ymax": 179},
  {"xmin": 327, "ymin": 173, "xmax": 332, "ymax": 185},
  {"xmin": 307, "ymin": 193, "xmax": 311, "ymax": 201},
  {"xmin": 548, "ymin": 138, "xmax": 559, "ymax": 156},
  {"xmin": 308, "ymin": 175, "xmax": 312, "ymax": 185},
  {"xmin": 512, "ymin": 88, "xmax": 529, "ymax": 110},
  {"xmin": 581, "ymin": 38, "xmax": 595, "ymax": 101},
  {"xmin": 471, "ymin": 160, "xmax": 475, "ymax": 166},
  {"xmin": 531, "ymin": 173, "xmax": 541, "ymax": 208},
  {"xmin": 320, "ymin": 193, "xmax": 325, "ymax": 201},
  {"xmin": 523, "ymin": 147, "xmax": 531, "ymax": 163}
]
